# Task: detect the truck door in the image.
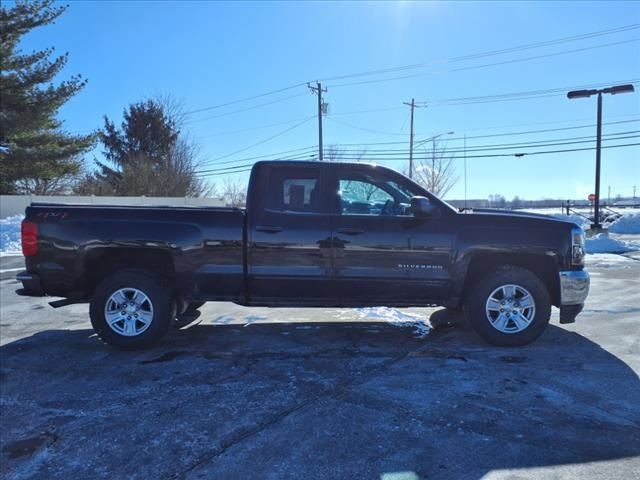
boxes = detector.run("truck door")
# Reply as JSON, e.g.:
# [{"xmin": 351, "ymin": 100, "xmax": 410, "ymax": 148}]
[
  {"xmin": 329, "ymin": 166, "xmax": 453, "ymax": 304},
  {"xmin": 248, "ymin": 164, "xmax": 334, "ymax": 302}
]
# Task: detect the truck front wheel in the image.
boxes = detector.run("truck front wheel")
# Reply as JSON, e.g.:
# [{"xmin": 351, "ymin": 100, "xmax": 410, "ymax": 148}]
[
  {"xmin": 90, "ymin": 270, "xmax": 174, "ymax": 349},
  {"xmin": 464, "ymin": 265, "xmax": 551, "ymax": 347}
]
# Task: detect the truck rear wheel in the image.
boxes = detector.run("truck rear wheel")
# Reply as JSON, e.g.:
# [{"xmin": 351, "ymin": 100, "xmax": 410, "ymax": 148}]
[
  {"xmin": 90, "ymin": 270, "xmax": 174, "ymax": 349},
  {"xmin": 464, "ymin": 265, "xmax": 551, "ymax": 347}
]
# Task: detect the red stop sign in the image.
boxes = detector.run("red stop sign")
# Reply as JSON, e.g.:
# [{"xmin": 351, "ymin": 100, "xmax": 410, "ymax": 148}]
[{"xmin": 588, "ymin": 193, "xmax": 596, "ymax": 202}]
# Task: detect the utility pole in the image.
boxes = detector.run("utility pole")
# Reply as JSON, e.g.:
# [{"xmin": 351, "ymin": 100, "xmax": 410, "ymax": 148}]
[
  {"xmin": 608, "ymin": 185, "xmax": 611, "ymax": 205},
  {"xmin": 308, "ymin": 82, "xmax": 327, "ymax": 161},
  {"xmin": 464, "ymin": 134, "xmax": 468, "ymax": 210},
  {"xmin": 403, "ymin": 98, "xmax": 423, "ymax": 178}
]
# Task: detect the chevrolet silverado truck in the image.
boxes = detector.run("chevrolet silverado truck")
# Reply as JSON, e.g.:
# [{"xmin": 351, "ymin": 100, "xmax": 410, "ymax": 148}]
[{"xmin": 17, "ymin": 160, "xmax": 589, "ymax": 349}]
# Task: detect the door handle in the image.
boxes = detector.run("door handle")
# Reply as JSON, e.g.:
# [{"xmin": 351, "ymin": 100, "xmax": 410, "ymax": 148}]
[
  {"xmin": 337, "ymin": 227, "xmax": 365, "ymax": 236},
  {"xmin": 255, "ymin": 225, "xmax": 283, "ymax": 233}
]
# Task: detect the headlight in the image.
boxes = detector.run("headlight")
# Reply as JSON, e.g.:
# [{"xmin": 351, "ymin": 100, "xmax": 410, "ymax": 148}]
[{"xmin": 571, "ymin": 227, "xmax": 585, "ymax": 266}]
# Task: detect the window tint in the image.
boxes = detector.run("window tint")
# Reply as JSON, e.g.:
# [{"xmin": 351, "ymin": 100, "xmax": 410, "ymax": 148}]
[
  {"xmin": 267, "ymin": 168, "xmax": 322, "ymax": 213},
  {"xmin": 338, "ymin": 172, "xmax": 417, "ymax": 216}
]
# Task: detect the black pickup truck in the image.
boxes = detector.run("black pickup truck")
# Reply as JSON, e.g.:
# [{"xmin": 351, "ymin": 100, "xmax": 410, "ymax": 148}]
[{"xmin": 17, "ymin": 160, "xmax": 589, "ymax": 348}]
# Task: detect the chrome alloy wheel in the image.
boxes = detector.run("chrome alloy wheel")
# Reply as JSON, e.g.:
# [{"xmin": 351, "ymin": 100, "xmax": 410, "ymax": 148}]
[
  {"xmin": 485, "ymin": 284, "xmax": 536, "ymax": 334},
  {"xmin": 104, "ymin": 288, "xmax": 154, "ymax": 337}
]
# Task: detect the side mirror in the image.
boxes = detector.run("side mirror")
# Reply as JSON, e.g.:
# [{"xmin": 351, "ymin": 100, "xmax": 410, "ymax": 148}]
[{"xmin": 410, "ymin": 196, "xmax": 435, "ymax": 217}]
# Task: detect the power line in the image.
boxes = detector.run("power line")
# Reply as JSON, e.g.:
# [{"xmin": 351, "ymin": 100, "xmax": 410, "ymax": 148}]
[
  {"xmin": 198, "ymin": 145, "xmax": 318, "ymax": 169},
  {"xmin": 196, "ymin": 149, "xmax": 319, "ymax": 175},
  {"xmin": 426, "ymin": 130, "xmax": 640, "ymax": 150},
  {"xmin": 327, "ymin": 130, "xmax": 640, "ymax": 155},
  {"xmin": 196, "ymin": 152, "xmax": 318, "ymax": 176},
  {"xmin": 198, "ymin": 116, "xmax": 315, "ymax": 138},
  {"xmin": 199, "ymin": 116, "xmax": 315, "ymax": 166},
  {"xmin": 184, "ymin": 82, "xmax": 308, "ymax": 115},
  {"xmin": 327, "ymin": 117, "xmax": 410, "ymax": 136},
  {"xmin": 194, "ymin": 120, "xmax": 640, "ymax": 172},
  {"xmin": 452, "ymin": 39, "xmax": 640, "ymax": 75},
  {"xmin": 200, "ymin": 145, "xmax": 318, "ymax": 168},
  {"xmin": 308, "ymin": 139, "xmax": 640, "ymax": 160},
  {"xmin": 317, "ymin": 117, "xmax": 640, "ymax": 146},
  {"xmin": 449, "ymin": 119, "xmax": 640, "ymax": 142},
  {"xmin": 330, "ymin": 133, "xmax": 640, "ymax": 157},
  {"xmin": 448, "ymin": 24, "xmax": 639, "ymax": 62},
  {"xmin": 194, "ymin": 142, "xmax": 640, "ymax": 177},
  {"xmin": 318, "ymin": 24, "xmax": 639, "ymax": 83},
  {"xmin": 420, "ymin": 142, "xmax": 640, "ymax": 160},
  {"xmin": 185, "ymin": 92, "xmax": 308, "ymax": 124},
  {"xmin": 326, "ymin": 38, "xmax": 640, "ymax": 89},
  {"xmin": 327, "ymin": 118, "xmax": 640, "ymax": 143},
  {"xmin": 416, "ymin": 79, "xmax": 640, "ymax": 106},
  {"xmin": 182, "ymin": 24, "xmax": 638, "ymax": 122},
  {"xmin": 196, "ymin": 136, "xmax": 639, "ymax": 173},
  {"xmin": 329, "ymin": 106, "xmax": 406, "ymax": 117}
]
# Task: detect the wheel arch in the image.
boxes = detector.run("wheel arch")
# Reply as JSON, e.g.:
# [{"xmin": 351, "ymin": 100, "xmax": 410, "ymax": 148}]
[
  {"xmin": 82, "ymin": 247, "xmax": 176, "ymax": 298},
  {"xmin": 459, "ymin": 252, "xmax": 560, "ymax": 307}
]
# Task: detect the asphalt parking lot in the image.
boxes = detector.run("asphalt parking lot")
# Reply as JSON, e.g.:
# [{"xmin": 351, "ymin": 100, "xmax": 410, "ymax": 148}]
[{"xmin": 1, "ymin": 254, "xmax": 639, "ymax": 480}]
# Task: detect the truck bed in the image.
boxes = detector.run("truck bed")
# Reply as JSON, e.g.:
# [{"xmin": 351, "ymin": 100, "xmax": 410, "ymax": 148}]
[{"xmin": 23, "ymin": 203, "xmax": 246, "ymax": 301}]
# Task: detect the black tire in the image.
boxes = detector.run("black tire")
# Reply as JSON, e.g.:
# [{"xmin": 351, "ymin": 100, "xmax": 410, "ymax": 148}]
[
  {"xmin": 90, "ymin": 270, "xmax": 174, "ymax": 349},
  {"xmin": 463, "ymin": 265, "xmax": 551, "ymax": 347}
]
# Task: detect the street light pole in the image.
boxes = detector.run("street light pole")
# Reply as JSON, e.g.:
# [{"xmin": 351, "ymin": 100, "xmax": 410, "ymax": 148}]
[
  {"xmin": 594, "ymin": 92, "xmax": 603, "ymax": 228},
  {"xmin": 567, "ymin": 83, "xmax": 635, "ymax": 230}
]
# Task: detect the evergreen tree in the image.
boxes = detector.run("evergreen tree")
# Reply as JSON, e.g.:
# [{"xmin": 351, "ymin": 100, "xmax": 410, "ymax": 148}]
[
  {"xmin": 77, "ymin": 98, "xmax": 209, "ymax": 197},
  {"xmin": 95, "ymin": 99, "xmax": 179, "ymax": 189},
  {"xmin": 0, "ymin": 0, "xmax": 94, "ymax": 194}
]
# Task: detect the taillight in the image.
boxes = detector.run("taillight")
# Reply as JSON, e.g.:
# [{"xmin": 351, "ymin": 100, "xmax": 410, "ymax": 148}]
[{"xmin": 21, "ymin": 221, "xmax": 38, "ymax": 256}]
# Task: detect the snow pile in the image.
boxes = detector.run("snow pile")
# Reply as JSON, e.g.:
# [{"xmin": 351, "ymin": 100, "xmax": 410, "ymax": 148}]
[
  {"xmin": 353, "ymin": 306, "xmax": 430, "ymax": 337},
  {"xmin": 608, "ymin": 213, "xmax": 640, "ymax": 234},
  {"xmin": 586, "ymin": 233, "xmax": 638, "ymax": 254},
  {"xmin": 0, "ymin": 214, "xmax": 23, "ymax": 255}
]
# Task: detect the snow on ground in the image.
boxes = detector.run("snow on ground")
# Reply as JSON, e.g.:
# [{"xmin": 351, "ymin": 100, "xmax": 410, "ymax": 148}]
[
  {"xmin": 0, "ymin": 214, "xmax": 23, "ymax": 255},
  {"xmin": 608, "ymin": 213, "xmax": 640, "ymax": 234},
  {"xmin": 586, "ymin": 253, "xmax": 637, "ymax": 269},
  {"xmin": 586, "ymin": 233, "xmax": 639, "ymax": 254},
  {"xmin": 333, "ymin": 306, "xmax": 431, "ymax": 337}
]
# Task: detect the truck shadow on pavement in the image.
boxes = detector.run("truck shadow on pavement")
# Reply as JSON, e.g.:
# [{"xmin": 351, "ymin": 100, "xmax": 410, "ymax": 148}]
[{"xmin": 1, "ymin": 315, "xmax": 639, "ymax": 480}]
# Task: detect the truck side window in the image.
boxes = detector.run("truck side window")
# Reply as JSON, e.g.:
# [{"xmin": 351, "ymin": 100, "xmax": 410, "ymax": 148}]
[
  {"xmin": 338, "ymin": 175, "xmax": 415, "ymax": 217},
  {"xmin": 267, "ymin": 168, "xmax": 322, "ymax": 213}
]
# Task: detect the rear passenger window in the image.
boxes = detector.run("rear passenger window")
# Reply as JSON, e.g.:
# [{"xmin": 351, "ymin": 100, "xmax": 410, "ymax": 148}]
[{"xmin": 267, "ymin": 168, "xmax": 322, "ymax": 213}]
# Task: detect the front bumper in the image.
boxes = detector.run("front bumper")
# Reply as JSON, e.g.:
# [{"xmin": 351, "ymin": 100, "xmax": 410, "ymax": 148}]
[
  {"xmin": 558, "ymin": 270, "xmax": 589, "ymax": 324},
  {"xmin": 559, "ymin": 270, "xmax": 590, "ymax": 306}
]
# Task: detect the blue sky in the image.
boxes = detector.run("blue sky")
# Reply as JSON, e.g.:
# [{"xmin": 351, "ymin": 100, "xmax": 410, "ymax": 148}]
[{"xmin": 17, "ymin": 0, "xmax": 640, "ymax": 200}]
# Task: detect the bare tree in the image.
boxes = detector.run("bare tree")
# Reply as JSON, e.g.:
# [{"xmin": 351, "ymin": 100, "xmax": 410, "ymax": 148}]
[
  {"xmin": 15, "ymin": 159, "xmax": 83, "ymax": 195},
  {"xmin": 221, "ymin": 177, "xmax": 247, "ymax": 207},
  {"xmin": 511, "ymin": 195, "xmax": 523, "ymax": 209},
  {"xmin": 488, "ymin": 194, "xmax": 506, "ymax": 208},
  {"xmin": 323, "ymin": 145, "xmax": 366, "ymax": 163},
  {"xmin": 412, "ymin": 139, "xmax": 458, "ymax": 198}
]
